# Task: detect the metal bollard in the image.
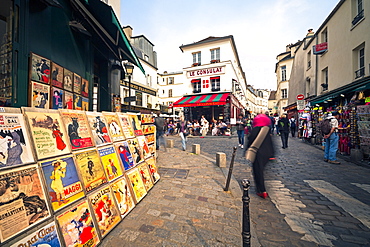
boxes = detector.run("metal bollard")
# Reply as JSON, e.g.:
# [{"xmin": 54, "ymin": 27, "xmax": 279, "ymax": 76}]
[
  {"xmin": 241, "ymin": 179, "xmax": 251, "ymax": 247},
  {"xmin": 224, "ymin": 146, "xmax": 237, "ymax": 191}
]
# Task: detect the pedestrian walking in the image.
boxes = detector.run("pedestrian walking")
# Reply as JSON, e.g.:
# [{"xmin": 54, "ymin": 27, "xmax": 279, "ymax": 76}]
[
  {"xmin": 323, "ymin": 111, "xmax": 340, "ymax": 164},
  {"xmin": 245, "ymin": 114, "xmax": 274, "ymax": 199},
  {"xmin": 269, "ymin": 113, "xmax": 275, "ymax": 135},
  {"xmin": 236, "ymin": 113, "xmax": 247, "ymax": 148},
  {"xmin": 154, "ymin": 115, "xmax": 166, "ymax": 151},
  {"xmin": 200, "ymin": 115, "xmax": 209, "ymax": 136},
  {"xmin": 278, "ymin": 114, "xmax": 290, "ymax": 149},
  {"xmin": 274, "ymin": 114, "xmax": 280, "ymax": 135},
  {"xmin": 178, "ymin": 116, "xmax": 189, "ymax": 151},
  {"xmin": 289, "ymin": 116, "xmax": 297, "ymax": 137}
]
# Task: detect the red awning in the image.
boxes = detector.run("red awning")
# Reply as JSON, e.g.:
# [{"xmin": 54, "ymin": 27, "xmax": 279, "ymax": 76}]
[
  {"xmin": 191, "ymin": 79, "xmax": 201, "ymax": 83},
  {"xmin": 210, "ymin": 76, "xmax": 220, "ymax": 80},
  {"xmin": 172, "ymin": 93, "xmax": 229, "ymax": 108}
]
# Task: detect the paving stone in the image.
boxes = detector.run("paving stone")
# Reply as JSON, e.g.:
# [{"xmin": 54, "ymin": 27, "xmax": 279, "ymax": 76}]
[
  {"xmin": 139, "ymin": 224, "xmax": 155, "ymax": 233},
  {"xmin": 169, "ymin": 231, "xmax": 188, "ymax": 243},
  {"xmin": 340, "ymin": 234, "xmax": 369, "ymax": 245}
]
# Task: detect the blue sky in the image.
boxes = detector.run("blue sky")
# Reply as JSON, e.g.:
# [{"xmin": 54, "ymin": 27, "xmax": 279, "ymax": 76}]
[{"xmin": 120, "ymin": 0, "xmax": 340, "ymax": 90}]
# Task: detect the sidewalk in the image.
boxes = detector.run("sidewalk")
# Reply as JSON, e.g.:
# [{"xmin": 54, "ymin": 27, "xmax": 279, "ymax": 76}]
[{"xmin": 100, "ymin": 143, "xmax": 259, "ymax": 246}]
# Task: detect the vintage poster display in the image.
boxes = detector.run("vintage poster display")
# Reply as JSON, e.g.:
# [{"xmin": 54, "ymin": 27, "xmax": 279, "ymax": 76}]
[
  {"xmin": 64, "ymin": 91, "xmax": 73, "ymax": 109},
  {"xmin": 82, "ymin": 97, "xmax": 89, "ymax": 111},
  {"xmin": 0, "ymin": 164, "xmax": 51, "ymax": 242},
  {"xmin": 114, "ymin": 141, "xmax": 135, "ymax": 171},
  {"xmin": 117, "ymin": 113, "xmax": 135, "ymax": 139},
  {"xmin": 85, "ymin": 112, "xmax": 112, "ymax": 146},
  {"xmin": 0, "ymin": 113, "xmax": 35, "ymax": 169},
  {"xmin": 10, "ymin": 221, "xmax": 62, "ymax": 247},
  {"xmin": 81, "ymin": 78, "xmax": 89, "ymax": 97},
  {"xmin": 97, "ymin": 145, "xmax": 123, "ymax": 182},
  {"xmin": 145, "ymin": 156, "xmax": 160, "ymax": 184},
  {"xmin": 127, "ymin": 138, "xmax": 144, "ymax": 165},
  {"xmin": 137, "ymin": 163, "xmax": 154, "ymax": 191},
  {"xmin": 148, "ymin": 143, "xmax": 156, "ymax": 155},
  {"xmin": 142, "ymin": 124, "xmax": 156, "ymax": 135},
  {"xmin": 128, "ymin": 114, "xmax": 143, "ymax": 136},
  {"xmin": 63, "ymin": 69, "xmax": 73, "ymax": 92},
  {"xmin": 73, "ymin": 94, "xmax": 82, "ymax": 110},
  {"xmin": 56, "ymin": 200, "xmax": 100, "ymax": 247},
  {"xmin": 126, "ymin": 167, "xmax": 147, "ymax": 203},
  {"xmin": 59, "ymin": 110, "xmax": 94, "ymax": 150},
  {"xmin": 73, "ymin": 73, "xmax": 81, "ymax": 94},
  {"xmin": 30, "ymin": 53, "xmax": 50, "ymax": 84},
  {"xmin": 39, "ymin": 155, "xmax": 85, "ymax": 212},
  {"xmin": 136, "ymin": 135, "xmax": 151, "ymax": 159},
  {"xmin": 74, "ymin": 148, "xmax": 107, "ymax": 193},
  {"xmin": 22, "ymin": 108, "xmax": 70, "ymax": 160},
  {"xmin": 111, "ymin": 177, "xmax": 135, "ymax": 219},
  {"xmin": 51, "ymin": 87, "xmax": 64, "ymax": 109},
  {"xmin": 140, "ymin": 114, "xmax": 154, "ymax": 124},
  {"xmin": 145, "ymin": 133, "xmax": 155, "ymax": 144},
  {"xmin": 88, "ymin": 185, "xmax": 121, "ymax": 237},
  {"xmin": 31, "ymin": 81, "xmax": 50, "ymax": 109},
  {"xmin": 51, "ymin": 62, "xmax": 63, "ymax": 88},
  {"xmin": 102, "ymin": 112, "xmax": 124, "ymax": 142}
]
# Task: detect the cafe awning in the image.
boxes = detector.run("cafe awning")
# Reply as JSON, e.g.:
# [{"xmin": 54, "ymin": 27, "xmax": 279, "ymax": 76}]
[{"xmin": 172, "ymin": 93, "xmax": 230, "ymax": 108}]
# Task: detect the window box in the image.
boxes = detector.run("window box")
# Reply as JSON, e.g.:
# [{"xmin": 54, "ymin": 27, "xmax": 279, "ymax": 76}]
[
  {"xmin": 210, "ymin": 59, "xmax": 220, "ymax": 64},
  {"xmin": 355, "ymin": 67, "xmax": 365, "ymax": 79},
  {"xmin": 192, "ymin": 63, "xmax": 200, "ymax": 67}
]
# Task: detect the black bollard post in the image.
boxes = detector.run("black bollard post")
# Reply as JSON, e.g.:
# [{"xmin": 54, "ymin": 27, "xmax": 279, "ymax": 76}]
[
  {"xmin": 241, "ymin": 179, "xmax": 251, "ymax": 247},
  {"xmin": 224, "ymin": 146, "xmax": 238, "ymax": 191}
]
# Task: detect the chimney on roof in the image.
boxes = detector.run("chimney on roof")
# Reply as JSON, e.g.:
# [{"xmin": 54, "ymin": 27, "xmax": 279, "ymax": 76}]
[
  {"xmin": 306, "ymin": 29, "xmax": 314, "ymax": 37},
  {"xmin": 123, "ymin": 26, "xmax": 133, "ymax": 39}
]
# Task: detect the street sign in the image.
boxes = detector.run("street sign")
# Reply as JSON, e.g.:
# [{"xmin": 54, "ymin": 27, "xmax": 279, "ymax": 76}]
[
  {"xmin": 124, "ymin": 96, "xmax": 136, "ymax": 102},
  {"xmin": 297, "ymin": 100, "xmax": 305, "ymax": 110},
  {"xmin": 296, "ymin": 94, "xmax": 304, "ymax": 100}
]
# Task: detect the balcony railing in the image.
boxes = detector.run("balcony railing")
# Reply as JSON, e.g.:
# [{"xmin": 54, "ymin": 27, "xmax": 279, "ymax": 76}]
[
  {"xmin": 352, "ymin": 9, "xmax": 364, "ymax": 26},
  {"xmin": 355, "ymin": 67, "xmax": 365, "ymax": 79}
]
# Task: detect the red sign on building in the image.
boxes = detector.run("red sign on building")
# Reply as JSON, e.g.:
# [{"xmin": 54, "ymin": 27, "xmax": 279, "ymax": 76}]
[{"xmin": 313, "ymin": 42, "xmax": 328, "ymax": 55}]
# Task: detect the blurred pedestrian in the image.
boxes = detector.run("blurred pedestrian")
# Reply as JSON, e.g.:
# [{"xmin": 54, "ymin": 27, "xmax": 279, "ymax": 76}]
[
  {"xmin": 236, "ymin": 114, "xmax": 247, "ymax": 148},
  {"xmin": 278, "ymin": 114, "xmax": 290, "ymax": 149},
  {"xmin": 178, "ymin": 116, "xmax": 189, "ymax": 151},
  {"xmin": 154, "ymin": 115, "xmax": 166, "ymax": 151},
  {"xmin": 324, "ymin": 111, "xmax": 340, "ymax": 164},
  {"xmin": 200, "ymin": 115, "xmax": 209, "ymax": 136},
  {"xmin": 245, "ymin": 114, "xmax": 274, "ymax": 199},
  {"xmin": 289, "ymin": 116, "xmax": 296, "ymax": 137}
]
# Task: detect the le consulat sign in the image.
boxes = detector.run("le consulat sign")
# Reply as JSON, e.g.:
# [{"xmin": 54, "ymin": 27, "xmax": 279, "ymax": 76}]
[{"xmin": 187, "ymin": 66, "xmax": 225, "ymax": 78}]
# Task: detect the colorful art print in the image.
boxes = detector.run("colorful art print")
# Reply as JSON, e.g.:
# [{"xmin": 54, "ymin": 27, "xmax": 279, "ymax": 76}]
[
  {"xmin": 82, "ymin": 97, "xmax": 89, "ymax": 111},
  {"xmin": 142, "ymin": 124, "xmax": 156, "ymax": 135},
  {"xmin": 81, "ymin": 78, "xmax": 89, "ymax": 97},
  {"xmin": 56, "ymin": 200, "xmax": 99, "ymax": 247},
  {"xmin": 136, "ymin": 136, "xmax": 151, "ymax": 159},
  {"xmin": 51, "ymin": 87, "xmax": 64, "ymax": 109},
  {"xmin": 63, "ymin": 91, "xmax": 73, "ymax": 109},
  {"xmin": 51, "ymin": 62, "xmax": 63, "ymax": 88},
  {"xmin": 128, "ymin": 114, "xmax": 143, "ymax": 136},
  {"xmin": 127, "ymin": 138, "xmax": 144, "ymax": 165},
  {"xmin": 140, "ymin": 114, "xmax": 154, "ymax": 124},
  {"xmin": 136, "ymin": 163, "xmax": 153, "ymax": 191},
  {"xmin": 88, "ymin": 186, "xmax": 121, "ymax": 237},
  {"xmin": 59, "ymin": 110, "xmax": 94, "ymax": 150},
  {"xmin": 117, "ymin": 113, "xmax": 135, "ymax": 139},
  {"xmin": 73, "ymin": 73, "xmax": 81, "ymax": 94},
  {"xmin": 10, "ymin": 221, "xmax": 62, "ymax": 247},
  {"xmin": 31, "ymin": 81, "xmax": 50, "ymax": 109},
  {"xmin": 30, "ymin": 53, "xmax": 50, "ymax": 84},
  {"xmin": 39, "ymin": 155, "xmax": 85, "ymax": 212},
  {"xmin": 126, "ymin": 167, "xmax": 147, "ymax": 203},
  {"xmin": 111, "ymin": 177, "xmax": 135, "ymax": 219},
  {"xmin": 0, "ymin": 165, "xmax": 51, "ymax": 242},
  {"xmin": 63, "ymin": 69, "xmax": 73, "ymax": 92},
  {"xmin": 145, "ymin": 133, "xmax": 155, "ymax": 144},
  {"xmin": 98, "ymin": 145, "xmax": 123, "ymax": 182},
  {"xmin": 85, "ymin": 112, "xmax": 112, "ymax": 147},
  {"xmin": 74, "ymin": 148, "xmax": 107, "ymax": 193},
  {"xmin": 0, "ymin": 113, "xmax": 35, "ymax": 169},
  {"xmin": 114, "ymin": 141, "xmax": 135, "ymax": 171},
  {"xmin": 23, "ymin": 110, "xmax": 69, "ymax": 160},
  {"xmin": 145, "ymin": 157, "xmax": 160, "ymax": 184},
  {"xmin": 73, "ymin": 94, "xmax": 82, "ymax": 110},
  {"xmin": 102, "ymin": 113, "xmax": 124, "ymax": 142},
  {"xmin": 148, "ymin": 143, "xmax": 156, "ymax": 155}
]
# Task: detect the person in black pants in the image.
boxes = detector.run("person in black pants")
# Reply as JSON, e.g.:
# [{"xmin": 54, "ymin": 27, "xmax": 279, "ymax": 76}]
[{"xmin": 278, "ymin": 114, "xmax": 290, "ymax": 149}]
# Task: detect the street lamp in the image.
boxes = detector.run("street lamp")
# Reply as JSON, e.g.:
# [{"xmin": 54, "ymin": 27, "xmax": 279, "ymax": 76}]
[{"xmin": 124, "ymin": 63, "xmax": 134, "ymax": 110}]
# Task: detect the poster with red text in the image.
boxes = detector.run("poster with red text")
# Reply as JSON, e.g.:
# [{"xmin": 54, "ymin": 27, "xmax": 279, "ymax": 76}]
[
  {"xmin": 137, "ymin": 163, "xmax": 154, "ymax": 191},
  {"xmin": 102, "ymin": 113, "xmax": 124, "ymax": 142},
  {"xmin": 117, "ymin": 113, "xmax": 135, "ymax": 139},
  {"xmin": 127, "ymin": 114, "xmax": 143, "ymax": 136},
  {"xmin": 85, "ymin": 112, "xmax": 112, "ymax": 147},
  {"xmin": 145, "ymin": 156, "xmax": 160, "ymax": 184},
  {"xmin": 98, "ymin": 145, "xmax": 123, "ymax": 182}
]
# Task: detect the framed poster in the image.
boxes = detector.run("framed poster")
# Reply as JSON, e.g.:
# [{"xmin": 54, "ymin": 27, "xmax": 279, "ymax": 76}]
[
  {"xmin": 88, "ymin": 185, "xmax": 121, "ymax": 237},
  {"xmin": 51, "ymin": 87, "xmax": 64, "ymax": 109},
  {"xmin": 114, "ymin": 141, "xmax": 135, "ymax": 171},
  {"xmin": 127, "ymin": 138, "xmax": 144, "ymax": 165},
  {"xmin": 51, "ymin": 62, "xmax": 63, "ymax": 88},
  {"xmin": 85, "ymin": 112, "xmax": 112, "ymax": 147},
  {"xmin": 148, "ymin": 143, "xmax": 156, "ymax": 155},
  {"xmin": 126, "ymin": 167, "xmax": 147, "ymax": 203},
  {"xmin": 74, "ymin": 148, "xmax": 107, "ymax": 193},
  {"xmin": 56, "ymin": 200, "xmax": 100, "ymax": 247},
  {"xmin": 82, "ymin": 97, "xmax": 89, "ymax": 111},
  {"xmin": 137, "ymin": 163, "xmax": 154, "ymax": 191},
  {"xmin": 145, "ymin": 156, "xmax": 160, "ymax": 184},
  {"xmin": 137, "ymin": 135, "xmax": 151, "ymax": 159},
  {"xmin": 63, "ymin": 91, "xmax": 73, "ymax": 109},
  {"xmin": 10, "ymin": 221, "xmax": 62, "ymax": 247},
  {"xmin": 0, "ymin": 164, "xmax": 51, "ymax": 242},
  {"xmin": 73, "ymin": 94, "xmax": 82, "ymax": 110},
  {"xmin": 39, "ymin": 155, "xmax": 85, "ymax": 212},
  {"xmin": 73, "ymin": 73, "xmax": 81, "ymax": 94},
  {"xmin": 63, "ymin": 69, "xmax": 73, "ymax": 92},
  {"xmin": 0, "ymin": 112, "xmax": 35, "ymax": 169},
  {"xmin": 22, "ymin": 108, "xmax": 70, "ymax": 160},
  {"xmin": 140, "ymin": 114, "xmax": 154, "ymax": 124},
  {"xmin": 117, "ymin": 113, "xmax": 135, "ymax": 139},
  {"xmin": 30, "ymin": 81, "xmax": 50, "ymax": 109},
  {"xmin": 30, "ymin": 53, "xmax": 50, "ymax": 84},
  {"xmin": 59, "ymin": 110, "xmax": 94, "ymax": 150},
  {"xmin": 111, "ymin": 177, "xmax": 135, "ymax": 219},
  {"xmin": 102, "ymin": 112, "xmax": 124, "ymax": 142},
  {"xmin": 81, "ymin": 78, "xmax": 89, "ymax": 97},
  {"xmin": 97, "ymin": 145, "xmax": 123, "ymax": 182},
  {"xmin": 128, "ymin": 114, "xmax": 143, "ymax": 136},
  {"xmin": 145, "ymin": 133, "xmax": 155, "ymax": 144},
  {"xmin": 142, "ymin": 124, "xmax": 156, "ymax": 135}
]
